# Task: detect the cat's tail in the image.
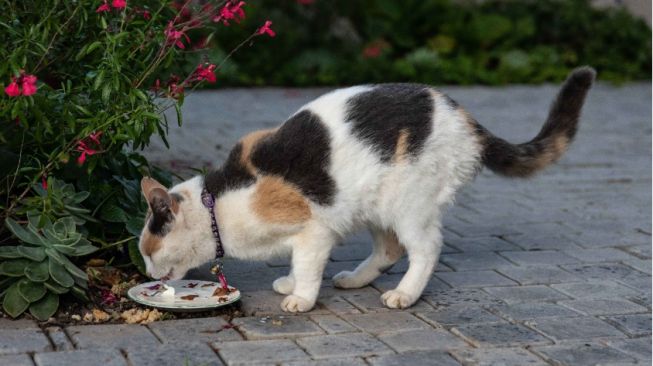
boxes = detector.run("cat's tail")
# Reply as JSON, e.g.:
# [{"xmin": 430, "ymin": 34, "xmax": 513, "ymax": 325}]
[{"xmin": 477, "ymin": 66, "xmax": 596, "ymax": 178}]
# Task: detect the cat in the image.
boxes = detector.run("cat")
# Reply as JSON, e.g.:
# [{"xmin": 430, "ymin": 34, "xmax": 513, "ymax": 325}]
[{"xmin": 138, "ymin": 67, "xmax": 595, "ymax": 312}]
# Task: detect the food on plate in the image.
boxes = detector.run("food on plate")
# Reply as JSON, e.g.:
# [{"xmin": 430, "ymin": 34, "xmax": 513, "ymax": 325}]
[
  {"xmin": 180, "ymin": 294, "xmax": 199, "ymax": 300},
  {"xmin": 212, "ymin": 286, "xmax": 235, "ymax": 297},
  {"xmin": 161, "ymin": 283, "xmax": 175, "ymax": 298}
]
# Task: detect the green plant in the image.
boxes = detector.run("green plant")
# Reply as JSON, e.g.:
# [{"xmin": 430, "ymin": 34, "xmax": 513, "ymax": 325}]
[
  {"xmin": 211, "ymin": 0, "xmax": 650, "ymax": 86},
  {"xmin": 0, "ymin": 0, "xmax": 272, "ymax": 319}
]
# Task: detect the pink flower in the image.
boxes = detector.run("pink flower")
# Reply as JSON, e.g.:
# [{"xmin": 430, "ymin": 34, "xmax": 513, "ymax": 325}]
[
  {"xmin": 41, "ymin": 175, "xmax": 48, "ymax": 190},
  {"xmin": 4, "ymin": 78, "xmax": 20, "ymax": 97},
  {"xmin": 88, "ymin": 131, "xmax": 103, "ymax": 145},
  {"xmin": 194, "ymin": 64, "xmax": 217, "ymax": 83},
  {"xmin": 257, "ymin": 20, "xmax": 276, "ymax": 37},
  {"xmin": 76, "ymin": 137, "xmax": 100, "ymax": 166},
  {"xmin": 142, "ymin": 10, "xmax": 151, "ymax": 20},
  {"xmin": 96, "ymin": 2, "xmax": 110, "ymax": 13},
  {"xmin": 214, "ymin": 1, "xmax": 246, "ymax": 26},
  {"xmin": 111, "ymin": 0, "xmax": 126, "ymax": 9},
  {"xmin": 5, "ymin": 73, "xmax": 38, "ymax": 97},
  {"xmin": 164, "ymin": 22, "xmax": 190, "ymax": 49},
  {"xmin": 21, "ymin": 75, "xmax": 37, "ymax": 96}
]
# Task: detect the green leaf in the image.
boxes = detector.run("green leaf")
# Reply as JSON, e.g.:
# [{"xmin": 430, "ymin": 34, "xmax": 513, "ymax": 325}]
[
  {"xmin": 2, "ymin": 282, "xmax": 29, "ymax": 318},
  {"xmin": 24, "ymin": 260, "xmax": 49, "ymax": 282},
  {"xmin": 71, "ymin": 191, "xmax": 90, "ymax": 203},
  {"xmin": 125, "ymin": 217, "xmax": 144, "ymax": 236},
  {"xmin": 128, "ymin": 239, "xmax": 146, "ymax": 275},
  {"xmin": 70, "ymin": 285, "xmax": 89, "ymax": 302},
  {"xmin": 53, "ymin": 243, "xmax": 97, "ymax": 256},
  {"xmin": 0, "ymin": 259, "xmax": 31, "ymax": 277},
  {"xmin": 46, "ymin": 249, "xmax": 87, "ymax": 284},
  {"xmin": 174, "ymin": 103, "xmax": 183, "ymax": 126},
  {"xmin": 100, "ymin": 204, "xmax": 128, "ymax": 223},
  {"xmin": 61, "ymin": 217, "xmax": 76, "ymax": 235},
  {"xmin": 48, "ymin": 258, "xmax": 74, "ymax": 288},
  {"xmin": 17, "ymin": 246, "xmax": 46, "ymax": 261},
  {"xmin": 44, "ymin": 280, "xmax": 69, "ymax": 295},
  {"xmin": 5, "ymin": 219, "xmax": 41, "ymax": 245},
  {"xmin": 29, "ymin": 292, "xmax": 59, "ymax": 321},
  {"xmin": 17, "ymin": 278, "xmax": 46, "ymax": 302},
  {"xmin": 0, "ymin": 246, "xmax": 21, "ymax": 258}
]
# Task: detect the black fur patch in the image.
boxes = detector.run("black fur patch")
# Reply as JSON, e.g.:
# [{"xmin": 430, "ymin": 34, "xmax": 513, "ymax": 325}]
[
  {"xmin": 345, "ymin": 84, "xmax": 434, "ymax": 162},
  {"xmin": 205, "ymin": 144, "xmax": 256, "ymax": 197},
  {"xmin": 148, "ymin": 196, "xmax": 174, "ymax": 236},
  {"xmin": 251, "ymin": 110, "xmax": 336, "ymax": 205}
]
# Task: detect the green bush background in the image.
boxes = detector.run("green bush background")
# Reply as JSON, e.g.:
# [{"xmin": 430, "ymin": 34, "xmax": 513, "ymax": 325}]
[{"xmin": 210, "ymin": 0, "xmax": 651, "ymax": 86}]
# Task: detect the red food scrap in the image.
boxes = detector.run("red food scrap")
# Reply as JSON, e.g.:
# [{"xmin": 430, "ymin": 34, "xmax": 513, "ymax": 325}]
[
  {"xmin": 201, "ymin": 283, "xmax": 215, "ymax": 288},
  {"xmin": 145, "ymin": 284, "xmax": 162, "ymax": 290},
  {"xmin": 183, "ymin": 282, "xmax": 198, "ymax": 288},
  {"xmin": 180, "ymin": 294, "xmax": 199, "ymax": 300}
]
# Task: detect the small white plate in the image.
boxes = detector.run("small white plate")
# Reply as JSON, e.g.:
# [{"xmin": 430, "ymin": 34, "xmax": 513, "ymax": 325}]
[{"xmin": 127, "ymin": 280, "xmax": 240, "ymax": 312}]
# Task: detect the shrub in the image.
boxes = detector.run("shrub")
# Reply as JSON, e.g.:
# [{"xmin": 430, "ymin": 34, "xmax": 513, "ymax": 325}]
[
  {"xmin": 0, "ymin": 0, "xmax": 272, "ymax": 320},
  {"xmin": 213, "ymin": 0, "xmax": 651, "ymax": 86}
]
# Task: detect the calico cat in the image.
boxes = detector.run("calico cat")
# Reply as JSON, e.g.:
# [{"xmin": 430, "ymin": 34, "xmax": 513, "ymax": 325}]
[{"xmin": 139, "ymin": 67, "xmax": 595, "ymax": 312}]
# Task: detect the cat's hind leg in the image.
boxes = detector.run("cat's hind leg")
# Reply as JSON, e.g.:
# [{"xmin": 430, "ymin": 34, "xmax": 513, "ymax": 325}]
[
  {"xmin": 381, "ymin": 221, "xmax": 443, "ymax": 309},
  {"xmin": 272, "ymin": 272, "xmax": 294, "ymax": 295},
  {"xmin": 333, "ymin": 228, "xmax": 404, "ymax": 289}
]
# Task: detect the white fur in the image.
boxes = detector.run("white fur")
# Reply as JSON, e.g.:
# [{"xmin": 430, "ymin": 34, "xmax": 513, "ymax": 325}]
[{"xmin": 140, "ymin": 86, "xmax": 483, "ymax": 312}]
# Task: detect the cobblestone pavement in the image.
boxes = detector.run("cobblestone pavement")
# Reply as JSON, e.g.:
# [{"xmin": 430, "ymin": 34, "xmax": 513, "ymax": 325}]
[{"xmin": 1, "ymin": 83, "xmax": 651, "ymax": 365}]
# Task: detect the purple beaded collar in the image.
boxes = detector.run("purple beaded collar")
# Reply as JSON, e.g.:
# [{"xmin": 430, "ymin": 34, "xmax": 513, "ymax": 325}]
[{"xmin": 201, "ymin": 186, "xmax": 228, "ymax": 289}]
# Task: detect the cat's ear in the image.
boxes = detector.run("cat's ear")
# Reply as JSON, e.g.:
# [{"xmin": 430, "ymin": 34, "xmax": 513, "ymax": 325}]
[{"xmin": 141, "ymin": 177, "xmax": 177, "ymax": 216}]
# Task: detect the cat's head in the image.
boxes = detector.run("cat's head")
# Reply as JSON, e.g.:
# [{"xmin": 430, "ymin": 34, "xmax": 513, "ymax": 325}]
[{"xmin": 139, "ymin": 176, "xmax": 214, "ymax": 280}]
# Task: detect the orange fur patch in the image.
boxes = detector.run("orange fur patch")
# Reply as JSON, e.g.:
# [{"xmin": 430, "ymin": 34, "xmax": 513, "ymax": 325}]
[
  {"xmin": 392, "ymin": 129, "xmax": 410, "ymax": 163},
  {"xmin": 381, "ymin": 231, "xmax": 404, "ymax": 261},
  {"xmin": 141, "ymin": 231, "xmax": 162, "ymax": 257},
  {"xmin": 252, "ymin": 176, "xmax": 311, "ymax": 224},
  {"xmin": 240, "ymin": 129, "xmax": 276, "ymax": 174}
]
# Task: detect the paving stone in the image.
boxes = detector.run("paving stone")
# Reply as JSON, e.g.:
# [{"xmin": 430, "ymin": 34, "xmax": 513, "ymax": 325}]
[
  {"xmin": 323, "ymin": 260, "xmax": 363, "ymax": 279},
  {"xmin": 330, "ymin": 244, "xmax": 372, "ymax": 261},
  {"xmin": 602, "ymin": 313, "xmax": 652, "ymax": 336},
  {"xmin": 450, "ymin": 348, "xmax": 548, "ymax": 366},
  {"xmin": 0, "ymin": 318, "xmax": 39, "ymax": 330},
  {"xmin": 387, "ymin": 257, "xmax": 454, "ymax": 275},
  {"xmin": 503, "ymin": 234, "xmax": 583, "ymax": 251},
  {"xmin": 489, "ymin": 302, "xmax": 581, "ymax": 320},
  {"xmin": 483, "ymin": 285, "xmax": 571, "ymax": 304},
  {"xmin": 215, "ymin": 339, "xmax": 309, "ymax": 365},
  {"xmin": 550, "ymin": 281, "xmax": 641, "ymax": 300},
  {"xmin": 446, "ymin": 224, "xmax": 521, "ymax": 238},
  {"xmin": 240, "ymin": 290, "xmax": 329, "ymax": 316},
  {"xmin": 532, "ymin": 342, "xmax": 638, "ymax": 366},
  {"xmin": 562, "ymin": 248, "xmax": 635, "ymax": 263},
  {"xmin": 148, "ymin": 317, "xmax": 243, "ymax": 343},
  {"xmin": 526, "ymin": 317, "xmax": 625, "ymax": 341},
  {"xmin": 310, "ymin": 315, "xmax": 358, "ymax": 334},
  {"xmin": 379, "ymin": 329, "xmax": 469, "ymax": 352},
  {"xmin": 417, "ymin": 307, "xmax": 504, "ymax": 327},
  {"xmin": 621, "ymin": 245, "xmax": 652, "ymax": 259},
  {"xmin": 44, "ymin": 326, "xmax": 73, "ymax": 351},
  {"xmin": 422, "ymin": 288, "xmax": 506, "ymax": 309},
  {"xmin": 341, "ymin": 312, "xmax": 429, "ymax": 335},
  {"xmin": 606, "ymin": 337, "xmax": 652, "ymax": 361},
  {"xmin": 568, "ymin": 230, "xmax": 649, "ymax": 248},
  {"xmin": 0, "ymin": 328, "xmax": 52, "ymax": 355},
  {"xmin": 317, "ymin": 295, "xmax": 361, "ymax": 314},
  {"xmin": 559, "ymin": 299, "xmax": 648, "ymax": 315},
  {"xmin": 562, "ymin": 263, "xmax": 649, "ymax": 282},
  {"xmin": 34, "ymin": 349, "xmax": 127, "ymax": 366},
  {"xmin": 445, "ymin": 236, "xmax": 521, "ymax": 252},
  {"xmin": 340, "ymin": 288, "xmax": 433, "ymax": 313},
  {"xmin": 0, "ymin": 354, "xmax": 34, "ymax": 366},
  {"xmin": 496, "ymin": 266, "xmax": 582, "ymax": 285},
  {"xmin": 441, "ymin": 252, "xmax": 516, "ymax": 271},
  {"xmin": 126, "ymin": 343, "xmax": 222, "ymax": 366},
  {"xmin": 436, "ymin": 271, "xmax": 517, "ymax": 288},
  {"xmin": 623, "ymin": 258, "xmax": 652, "ymax": 274},
  {"xmin": 373, "ymin": 273, "xmax": 451, "ymax": 294},
  {"xmin": 499, "ymin": 250, "xmax": 579, "ymax": 266},
  {"xmin": 452, "ymin": 323, "xmax": 551, "ymax": 347},
  {"xmin": 232, "ymin": 315, "xmax": 324, "ymax": 339},
  {"xmin": 367, "ymin": 350, "xmax": 461, "ymax": 366},
  {"xmin": 282, "ymin": 359, "xmax": 367, "ymax": 366},
  {"xmin": 66, "ymin": 324, "xmax": 160, "ymax": 349},
  {"xmin": 296, "ymin": 333, "xmax": 393, "ymax": 359}
]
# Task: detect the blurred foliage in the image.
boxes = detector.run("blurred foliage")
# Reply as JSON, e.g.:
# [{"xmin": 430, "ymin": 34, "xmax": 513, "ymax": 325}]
[{"xmin": 212, "ymin": 0, "xmax": 651, "ymax": 85}]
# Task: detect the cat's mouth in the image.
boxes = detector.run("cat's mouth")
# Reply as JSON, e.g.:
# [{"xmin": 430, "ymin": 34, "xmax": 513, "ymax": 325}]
[{"xmin": 160, "ymin": 268, "xmax": 174, "ymax": 281}]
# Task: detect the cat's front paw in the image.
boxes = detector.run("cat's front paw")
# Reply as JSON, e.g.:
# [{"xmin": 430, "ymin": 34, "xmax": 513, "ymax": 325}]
[
  {"xmin": 281, "ymin": 294, "xmax": 314, "ymax": 313},
  {"xmin": 272, "ymin": 276, "xmax": 295, "ymax": 295},
  {"xmin": 332, "ymin": 270, "xmax": 362, "ymax": 289},
  {"xmin": 381, "ymin": 289, "xmax": 416, "ymax": 309}
]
